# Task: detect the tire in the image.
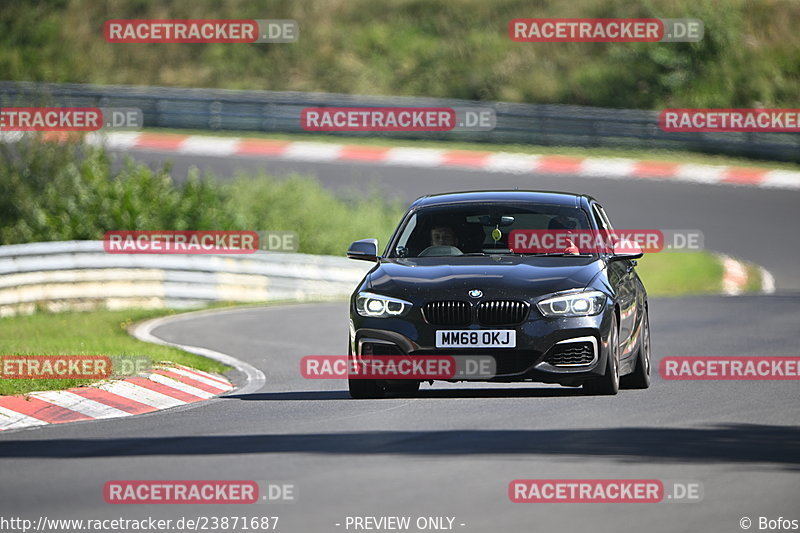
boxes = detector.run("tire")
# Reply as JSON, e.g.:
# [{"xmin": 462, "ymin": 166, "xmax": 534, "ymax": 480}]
[
  {"xmin": 348, "ymin": 377, "xmax": 386, "ymax": 399},
  {"xmin": 347, "ymin": 343, "xmax": 385, "ymax": 399},
  {"xmin": 620, "ymin": 310, "xmax": 651, "ymax": 389},
  {"xmin": 583, "ymin": 314, "xmax": 620, "ymax": 396},
  {"xmin": 386, "ymin": 381, "xmax": 421, "ymax": 394}
]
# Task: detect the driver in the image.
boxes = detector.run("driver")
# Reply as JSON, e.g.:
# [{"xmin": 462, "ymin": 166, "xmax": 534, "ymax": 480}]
[{"xmin": 430, "ymin": 226, "xmax": 457, "ymax": 247}]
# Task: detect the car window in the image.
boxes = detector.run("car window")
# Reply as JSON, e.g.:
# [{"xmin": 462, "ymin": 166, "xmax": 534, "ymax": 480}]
[
  {"xmin": 392, "ymin": 213, "xmax": 417, "ymax": 257},
  {"xmin": 390, "ymin": 203, "xmax": 592, "ymax": 257},
  {"xmin": 594, "ymin": 204, "xmax": 615, "ymax": 231}
]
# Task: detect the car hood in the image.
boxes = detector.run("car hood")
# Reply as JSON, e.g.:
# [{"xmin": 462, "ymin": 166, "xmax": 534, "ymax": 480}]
[{"xmin": 367, "ymin": 256, "xmax": 603, "ymax": 300}]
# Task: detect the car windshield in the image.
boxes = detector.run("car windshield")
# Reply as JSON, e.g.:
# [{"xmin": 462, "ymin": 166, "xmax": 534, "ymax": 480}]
[{"xmin": 389, "ymin": 203, "xmax": 592, "ymax": 258}]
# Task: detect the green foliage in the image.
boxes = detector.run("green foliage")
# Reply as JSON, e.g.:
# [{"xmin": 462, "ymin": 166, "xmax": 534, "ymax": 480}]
[
  {"xmin": 0, "ymin": 308, "xmax": 229, "ymax": 396},
  {"xmin": 1, "ymin": 0, "xmax": 798, "ymax": 109},
  {"xmin": 224, "ymin": 175, "xmax": 405, "ymax": 255},
  {"xmin": 0, "ymin": 137, "xmax": 405, "ymax": 254},
  {"xmin": 636, "ymin": 251, "xmax": 725, "ymax": 296}
]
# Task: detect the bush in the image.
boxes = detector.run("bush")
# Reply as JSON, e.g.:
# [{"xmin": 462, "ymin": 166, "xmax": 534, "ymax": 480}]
[{"xmin": 0, "ymin": 137, "xmax": 406, "ymax": 254}]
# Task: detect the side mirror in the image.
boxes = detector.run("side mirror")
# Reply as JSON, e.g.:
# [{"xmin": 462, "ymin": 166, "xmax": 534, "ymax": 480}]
[
  {"xmin": 609, "ymin": 240, "xmax": 644, "ymax": 261},
  {"xmin": 347, "ymin": 239, "xmax": 379, "ymax": 262}
]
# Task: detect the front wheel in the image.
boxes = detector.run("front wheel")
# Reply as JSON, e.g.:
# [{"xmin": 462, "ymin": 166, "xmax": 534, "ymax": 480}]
[
  {"xmin": 620, "ymin": 310, "xmax": 651, "ymax": 389},
  {"xmin": 583, "ymin": 314, "xmax": 620, "ymax": 396},
  {"xmin": 348, "ymin": 343, "xmax": 385, "ymax": 399},
  {"xmin": 348, "ymin": 377, "xmax": 386, "ymax": 399},
  {"xmin": 386, "ymin": 381, "xmax": 421, "ymax": 394}
]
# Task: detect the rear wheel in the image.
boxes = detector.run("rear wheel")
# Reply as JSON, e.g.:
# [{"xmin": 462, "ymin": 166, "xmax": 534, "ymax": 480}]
[
  {"xmin": 583, "ymin": 314, "xmax": 620, "ymax": 396},
  {"xmin": 620, "ymin": 311, "xmax": 651, "ymax": 389}
]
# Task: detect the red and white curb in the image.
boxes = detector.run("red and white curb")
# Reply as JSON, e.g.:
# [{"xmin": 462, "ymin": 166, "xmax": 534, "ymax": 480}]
[
  {"xmin": 0, "ymin": 364, "xmax": 233, "ymax": 432},
  {"xmin": 3, "ymin": 130, "xmax": 798, "ymax": 189},
  {"xmin": 720, "ymin": 255, "xmax": 776, "ymax": 296},
  {"xmin": 76, "ymin": 131, "xmax": 800, "ymax": 190},
  {"xmin": 0, "ymin": 308, "xmax": 266, "ymax": 433}
]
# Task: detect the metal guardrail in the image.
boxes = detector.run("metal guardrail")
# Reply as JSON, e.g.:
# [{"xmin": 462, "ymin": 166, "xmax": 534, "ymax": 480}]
[
  {"xmin": 1, "ymin": 81, "xmax": 799, "ymax": 162},
  {"xmin": 0, "ymin": 241, "xmax": 371, "ymax": 316}
]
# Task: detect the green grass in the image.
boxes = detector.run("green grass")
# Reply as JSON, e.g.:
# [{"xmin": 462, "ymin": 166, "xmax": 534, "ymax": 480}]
[
  {"xmin": 636, "ymin": 251, "xmax": 725, "ymax": 296},
  {"xmin": 150, "ymin": 127, "xmax": 800, "ymax": 171},
  {"xmin": 637, "ymin": 252, "xmax": 768, "ymax": 295},
  {"xmin": 0, "ymin": 308, "xmax": 229, "ymax": 396}
]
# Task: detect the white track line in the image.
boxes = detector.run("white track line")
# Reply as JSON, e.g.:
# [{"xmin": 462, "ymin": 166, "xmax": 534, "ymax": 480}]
[{"xmin": 131, "ymin": 309, "xmax": 266, "ymax": 396}]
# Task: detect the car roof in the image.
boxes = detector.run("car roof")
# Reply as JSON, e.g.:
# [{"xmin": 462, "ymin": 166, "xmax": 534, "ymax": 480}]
[{"xmin": 409, "ymin": 190, "xmax": 596, "ymax": 209}]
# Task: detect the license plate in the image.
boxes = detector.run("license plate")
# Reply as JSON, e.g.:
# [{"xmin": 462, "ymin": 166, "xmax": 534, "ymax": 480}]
[{"xmin": 435, "ymin": 330, "xmax": 516, "ymax": 348}]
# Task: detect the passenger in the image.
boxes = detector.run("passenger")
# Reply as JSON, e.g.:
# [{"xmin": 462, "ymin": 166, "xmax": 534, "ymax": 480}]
[{"xmin": 548, "ymin": 216, "xmax": 580, "ymax": 254}]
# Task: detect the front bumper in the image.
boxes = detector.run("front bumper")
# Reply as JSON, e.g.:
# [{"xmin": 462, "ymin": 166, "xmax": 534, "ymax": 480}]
[{"xmin": 350, "ymin": 307, "xmax": 614, "ymax": 385}]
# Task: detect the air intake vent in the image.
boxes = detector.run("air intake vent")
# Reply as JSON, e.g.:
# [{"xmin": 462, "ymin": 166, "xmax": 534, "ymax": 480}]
[
  {"xmin": 422, "ymin": 301, "xmax": 472, "ymax": 326},
  {"xmin": 477, "ymin": 300, "xmax": 529, "ymax": 325},
  {"xmin": 544, "ymin": 341, "xmax": 595, "ymax": 366}
]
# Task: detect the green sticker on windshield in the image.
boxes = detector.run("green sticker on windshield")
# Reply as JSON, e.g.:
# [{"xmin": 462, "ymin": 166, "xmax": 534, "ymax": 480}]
[{"xmin": 491, "ymin": 227, "xmax": 502, "ymax": 242}]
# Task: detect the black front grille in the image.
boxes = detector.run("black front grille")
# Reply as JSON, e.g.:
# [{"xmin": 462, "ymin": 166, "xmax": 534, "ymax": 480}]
[
  {"xmin": 477, "ymin": 300, "xmax": 529, "ymax": 325},
  {"xmin": 544, "ymin": 341, "xmax": 595, "ymax": 366},
  {"xmin": 422, "ymin": 301, "xmax": 471, "ymax": 326}
]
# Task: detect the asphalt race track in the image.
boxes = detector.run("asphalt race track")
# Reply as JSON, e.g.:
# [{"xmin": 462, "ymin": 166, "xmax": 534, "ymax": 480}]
[{"xmin": 1, "ymin": 148, "xmax": 799, "ymax": 533}]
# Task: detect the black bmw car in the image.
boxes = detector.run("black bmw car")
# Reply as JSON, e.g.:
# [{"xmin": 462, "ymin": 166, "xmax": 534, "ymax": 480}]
[{"xmin": 346, "ymin": 190, "xmax": 651, "ymax": 398}]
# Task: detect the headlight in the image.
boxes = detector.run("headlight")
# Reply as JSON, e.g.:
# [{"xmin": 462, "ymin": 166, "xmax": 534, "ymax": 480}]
[
  {"xmin": 356, "ymin": 292, "xmax": 412, "ymax": 318},
  {"xmin": 536, "ymin": 290, "xmax": 606, "ymax": 317}
]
